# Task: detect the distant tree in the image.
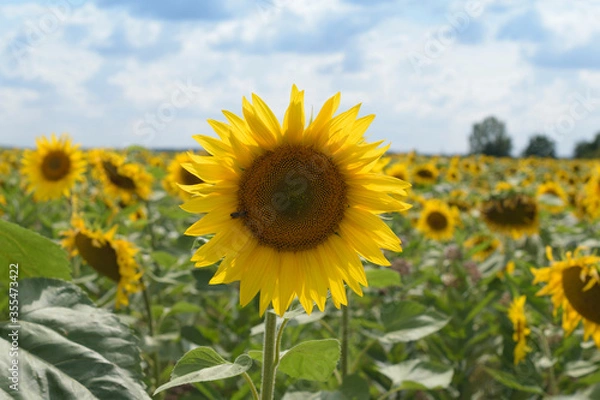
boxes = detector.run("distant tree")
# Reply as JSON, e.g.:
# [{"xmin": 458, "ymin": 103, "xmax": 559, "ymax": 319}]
[
  {"xmin": 468, "ymin": 116, "xmax": 512, "ymax": 157},
  {"xmin": 574, "ymin": 132, "xmax": 600, "ymax": 158},
  {"xmin": 522, "ymin": 134, "xmax": 556, "ymax": 158}
]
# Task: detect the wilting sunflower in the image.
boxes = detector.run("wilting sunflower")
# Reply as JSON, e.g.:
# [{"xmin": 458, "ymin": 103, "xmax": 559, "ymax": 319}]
[
  {"xmin": 507, "ymin": 295, "xmax": 531, "ymax": 365},
  {"xmin": 62, "ymin": 216, "xmax": 143, "ymax": 308},
  {"xmin": 464, "ymin": 234, "xmax": 501, "ymax": 261},
  {"xmin": 532, "ymin": 247, "xmax": 600, "ymax": 348},
  {"xmin": 480, "ymin": 192, "xmax": 539, "ymax": 239},
  {"xmin": 412, "ymin": 163, "xmax": 439, "ymax": 186},
  {"xmin": 92, "ymin": 151, "xmax": 153, "ymax": 203},
  {"xmin": 21, "ymin": 134, "xmax": 86, "ymax": 201},
  {"xmin": 163, "ymin": 152, "xmax": 204, "ymax": 201},
  {"xmin": 416, "ymin": 199, "xmax": 458, "ymax": 241},
  {"xmin": 536, "ymin": 181, "xmax": 568, "ymax": 213},
  {"xmin": 181, "ymin": 85, "xmax": 411, "ymax": 316}
]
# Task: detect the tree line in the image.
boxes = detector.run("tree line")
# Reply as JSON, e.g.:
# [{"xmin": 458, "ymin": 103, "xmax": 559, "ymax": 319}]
[{"xmin": 467, "ymin": 116, "xmax": 600, "ymax": 158}]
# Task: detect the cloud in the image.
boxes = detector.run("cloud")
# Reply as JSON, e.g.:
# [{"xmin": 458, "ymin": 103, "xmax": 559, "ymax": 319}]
[
  {"xmin": 497, "ymin": 9, "xmax": 549, "ymax": 42},
  {"xmin": 93, "ymin": 0, "xmax": 231, "ymax": 20}
]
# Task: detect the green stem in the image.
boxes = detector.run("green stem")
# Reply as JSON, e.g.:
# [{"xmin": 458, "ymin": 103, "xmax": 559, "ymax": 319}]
[
  {"xmin": 536, "ymin": 328, "xmax": 558, "ymax": 395},
  {"xmin": 243, "ymin": 372, "xmax": 260, "ymax": 400},
  {"xmin": 275, "ymin": 318, "xmax": 289, "ymax": 361},
  {"xmin": 260, "ymin": 311, "xmax": 278, "ymax": 400},
  {"xmin": 142, "ymin": 280, "xmax": 161, "ymax": 393},
  {"xmin": 340, "ymin": 302, "xmax": 350, "ymax": 379}
]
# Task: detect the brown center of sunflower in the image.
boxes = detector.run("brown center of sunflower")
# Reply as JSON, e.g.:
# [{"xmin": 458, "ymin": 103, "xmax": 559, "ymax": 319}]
[
  {"xmin": 74, "ymin": 232, "xmax": 120, "ymax": 282},
  {"xmin": 179, "ymin": 165, "xmax": 203, "ymax": 186},
  {"xmin": 562, "ymin": 266, "xmax": 600, "ymax": 324},
  {"xmin": 426, "ymin": 211, "xmax": 448, "ymax": 231},
  {"xmin": 236, "ymin": 144, "xmax": 347, "ymax": 252},
  {"xmin": 416, "ymin": 168, "xmax": 434, "ymax": 179},
  {"xmin": 41, "ymin": 151, "xmax": 71, "ymax": 181},
  {"xmin": 102, "ymin": 161, "xmax": 136, "ymax": 190},
  {"xmin": 481, "ymin": 194, "xmax": 538, "ymax": 227}
]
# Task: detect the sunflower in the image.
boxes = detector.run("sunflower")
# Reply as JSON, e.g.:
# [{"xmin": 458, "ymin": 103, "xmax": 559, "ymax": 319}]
[
  {"xmin": 480, "ymin": 193, "xmax": 539, "ymax": 239},
  {"xmin": 412, "ymin": 163, "xmax": 439, "ymax": 186},
  {"xmin": 21, "ymin": 134, "xmax": 86, "ymax": 201},
  {"xmin": 536, "ymin": 181, "xmax": 568, "ymax": 213},
  {"xmin": 386, "ymin": 162, "xmax": 410, "ymax": 183},
  {"xmin": 92, "ymin": 151, "xmax": 153, "ymax": 203},
  {"xmin": 532, "ymin": 247, "xmax": 600, "ymax": 348},
  {"xmin": 507, "ymin": 295, "xmax": 531, "ymax": 365},
  {"xmin": 62, "ymin": 216, "xmax": 143, "ymax": 308},
  {"xmin": 163, "ymin": 152, "xmax": 204, "ymax": 201},
  {"xmin": 464, "ymin": 234, "xmax": 501, "ymax": 261},
  {"xmin": 416, "ymin": 199, "xmax": 457, "ymax": 241},
  {"xmin": 583, "ymin": 167, "xmax": 600, "ymax": 219},
  {"xmin": 445, "ymin": 166, "xmax": 461, "ymax": 183},
  {"xmin": 181, "ymin": 85, "xmax": 411, "ymax": 316}
]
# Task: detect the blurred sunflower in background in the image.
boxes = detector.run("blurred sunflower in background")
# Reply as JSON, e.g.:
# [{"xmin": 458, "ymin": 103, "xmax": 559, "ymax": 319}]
[
  {"xmin": 480, "ymin": 192, "xmax": 539, "ymax": 239},
  {"xmin": 62, "ymin": 215, "xmax": 143, "ymax": 308},
  {"xmin": 416, "ymin": 199, "xmax": 458, "ymax": 241},
  {"xmin": 412, "ymin": 163, "xmax": 439, "ymax": 186},
  {"xmin": 532, "ymin": 247, "xmax": 600, "ymax": 348},
  {"xmin": 21, "ymin": 134, "xmax": 86, "ymax": 201},
  {"xmin": 507, "ymin": 295, "xmax": 531, "ymax": 365},
  {"xmin": 91, "ymin": 151, "xmax": 153, "ymax": 204},
  {"xmin": 182, "ymin": 85, "xmax": 411, "ymax": 316},
  {"xmin": 386, "ymin": 162, "xmax": 410, "ymax": 183},
  {"xmin": 163, "ymin": 152, "xmax": 204, "ymax": 201},
  {"xmin": 536, "ymin": 181, "xmax": 568, "ymax": 214},
  {"xmin": 464, "ymin": 233, "xmax": 501, "ymax": 261}
]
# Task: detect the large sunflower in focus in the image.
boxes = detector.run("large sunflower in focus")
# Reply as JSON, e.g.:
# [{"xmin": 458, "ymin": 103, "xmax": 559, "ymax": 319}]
[
  {"xmin": 62, "ymin": 216, "xmax": 143, "ymax": 308},
  {"xmin": 21, "ymin": 134, "xmax": 86, "ymax": 201},
  {"xmin": 163, "ymin": 152, "xmax": 204, "ymax": 201},
  {"xmin": 480, "ymin": 192, "xmax": 539, "ymax": 239},
  {"xmin": 532, "ymin": 247, "xmax": 600, "ymax": 348},
  {"xmin": 91, "ymin": 151, "xmax": 153, "ymax": 203},
  {"xmin": 416, "ymin": 199, "xmax": 457, "ymax": 241},
  {"xmin": 181, "ymin": 85, "xmax": 411, "ymax": 316}
]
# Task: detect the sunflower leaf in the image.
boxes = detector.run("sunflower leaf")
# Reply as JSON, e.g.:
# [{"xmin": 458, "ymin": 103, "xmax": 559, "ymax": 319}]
[
  {"xmin": 0, "ymin": 278, "xmax": 149, "ymax": 399},
  {"xmin": 0, "ymin": 219, "xmax": 71, "ymax": 281},
  {"xmin": 378, "ymin": 359, "xmax": 454, "ymax": 390},
  {"xmin": 483, "ymin": 367, "xmax": 544, "ymax": 394},
  {"xmin": 380, "ymin": 301, "xmax": 449, "ymax": 343},
  {"xmin": 365, "ymin": 268, "xmax": 401, "ymax": 288},
  {"xmin": 278, "ymin": 339, "xmax": 340, "ymax": 382}
]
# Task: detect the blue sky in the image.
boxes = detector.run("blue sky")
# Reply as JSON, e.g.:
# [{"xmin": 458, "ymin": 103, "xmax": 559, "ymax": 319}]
[{"xmin": 1, "ymin": 0, "xmax": 599, "ymax": 156}]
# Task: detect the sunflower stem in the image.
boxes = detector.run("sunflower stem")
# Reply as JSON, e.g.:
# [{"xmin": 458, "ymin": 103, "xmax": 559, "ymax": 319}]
[
  {"xmin": 260, "ymin": 310, "xmax": 278, "ymax": 400},
  {"xmin": 536, "ymin": 328, "xmax": 558, "ymax": 395},
  {"xmin": 340, "ymin": 302, "xmax": 350, "ymax": 379},
  {"xmin": 141, "ymin": 280, "xmax": 161, "ymax": 394}
]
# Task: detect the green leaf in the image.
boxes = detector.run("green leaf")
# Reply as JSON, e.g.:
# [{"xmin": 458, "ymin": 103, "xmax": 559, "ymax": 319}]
[
  {"xmin": 365, "ymin": 268, "xmax": 401, "ymax": 288},
  {"xmin": 0, "ymin": 278, "xmax": 149, "ymax": 399},
  {"xmin": 380, "ymin": 301, "xmax": 449, "ymax": 343},
  {"xmin": 154, "ymin": 348, "xmax": 252, "ymax": 394},
  {"xmin": 340, "ymin": 374, "xmax": 370, "ymax": 400},
  {"xmin": 150, "ymin": 250, "xmax": 178, "ymax": 267},
  {"xmin": 166, "ymin": 301, "xmax": 203, "ymax": 317},
  {"xmin": 483, "ymin": 367, "xmax": 544, "ymax": 394},
  {"xmin": 283, "ymin": 392, "xmax": 346, "ymax": 400},
  {"xmin": 0, "ymin": 219, "xmax": 71, "ymax": 281},
  {"xmin": 379, "ymin": 359, "xmax": 453, "ymax": 390},
  {"xmin": 278, "ymin": 339, "xmax": 340, "ymax": 382},
  {"xmin": 564, "ymin": 360, "xmax": 598, "ymax": 378}
]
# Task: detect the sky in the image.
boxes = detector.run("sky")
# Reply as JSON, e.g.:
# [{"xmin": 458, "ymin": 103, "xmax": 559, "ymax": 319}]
[{"xmin": 1, "ymin": 0, "xmax": 599, "ymax": 156}]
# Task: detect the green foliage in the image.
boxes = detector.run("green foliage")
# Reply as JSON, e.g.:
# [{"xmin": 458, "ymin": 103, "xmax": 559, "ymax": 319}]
[
  {"xmin": 278, "ymin": 339, "xmax": 340, "ymax": 382},
  {"xmin": 0, "ymin": 278, "xmax": 149, "ymax": 399},
  {"xmin": 574, "ymin": 132, "xmax": 600, "ymax": 158},
  {"xmin": 468, "ymin": 116, "xmax": 512, "ymax": 157},
  {"xmin": 522, "ymin": 134, "xmax": 557, "ymax": 158},
  {"xmin": 0, "ymin": 219, "xmax": 71, "ymax": 282}
]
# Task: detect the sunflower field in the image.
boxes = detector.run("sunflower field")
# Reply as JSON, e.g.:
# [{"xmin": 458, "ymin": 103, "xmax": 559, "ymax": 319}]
[{"xmin": 2, "ymin": 87, "xmax": 600, "ymax": 400}]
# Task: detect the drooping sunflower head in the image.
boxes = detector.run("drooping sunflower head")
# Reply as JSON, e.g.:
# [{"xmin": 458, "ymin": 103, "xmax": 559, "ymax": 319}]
[
  {"xmin": 163, "ymin": 152, "xmax": 204, "ymax": 201},
  {"xmin": 536, "ymin": 181, "xmax": 568, "ymax": 213},
  {"xmin": 416, "ymin": 199, "xmax": 458, "ymax": 241},
  {"xmin": 21, "ymin": 134, "xmax": 86, "ymax": 201},
  {"xmin": 412, "ymin": 163, "xmax": 439, "ymax": 186},
  {"xmin": 61, "ymin": 216, "xmax": 143, "ymax": 308},
  {"xmin": 181, "ymin": 85, "xmax": 411, "ymax": 316},
  {"xmin": 464, "ymin": 233, "xmax": 501, "ymax": 262},
  {"xmin": 480, "ymin": 192, "xmax": 539, "ymax": 239},
  {"xmin": 532, "ymin": 247, "xmax": 600, "ymax": 348},
  {"xmin": 92, "ymin": 151, "xmax": 153, "ymax": 204}
]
